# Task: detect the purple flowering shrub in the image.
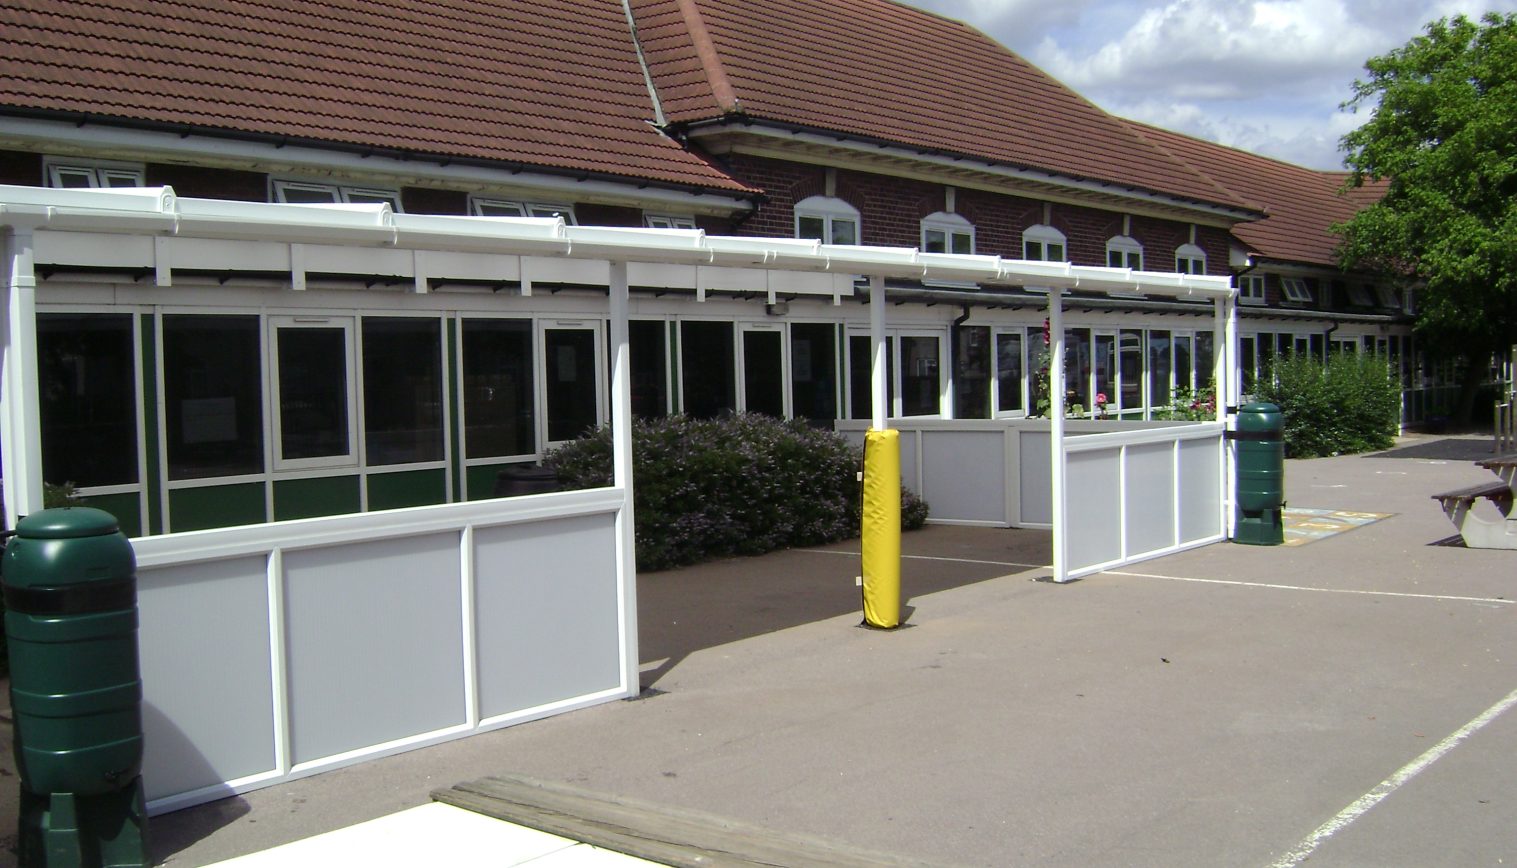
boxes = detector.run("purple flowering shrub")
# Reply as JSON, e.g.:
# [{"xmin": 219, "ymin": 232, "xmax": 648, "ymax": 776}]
[{"xmin": 547, "ymin": 414, "xmax": 928, "ymax": 570}]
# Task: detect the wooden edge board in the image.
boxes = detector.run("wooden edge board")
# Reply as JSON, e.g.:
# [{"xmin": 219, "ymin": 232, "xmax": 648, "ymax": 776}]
[{"xmin": 432, "ymin": 774, "xmax": 950, "ymax": 868}]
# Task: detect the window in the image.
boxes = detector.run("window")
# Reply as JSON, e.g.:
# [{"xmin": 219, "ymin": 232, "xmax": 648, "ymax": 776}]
[
  {"xmin": 629, "ymin": 320, "xmax": 670, "ymax": 419},
  {"xmin": 274, "ymin": 180, "xmax": 402, "ymax": 210},
  {"xmin": 1374, "ymin": 284, "xmax": 1400, "ymax": 308},
  {"xmin": 790, "ymin": 322, "xmax": 838, "ymax": 425},
  {"xmin": 921, "ymin": 212, "xmax": 974, "ymax": 255},
  {"xmin": 1105, "ymin": 236, "xmax": 1143, "ymax": 270},
  {"xmin": 470, "ymin": 198, "xmax": 578, "ymax": 223},
  {"xmin": 45, "ymin": 158, "xmax": 144, "ymax": 189},
  {"xmin": 462, "ymin": 318, "xmax": 535, "ymax": 458},
  {"xmin": 1175, "ymin": 243, "xmax": 1206, "ymax": 275},
  {"xmin": 1238, "ymin": 273, "xmax": 1266, "ymax": 305},
  {"xmin": 163, "ymin": 315, "xmax": 264, "ymax": 480},
  {"xmin": 1281, "ymin": 277, "xmax": 1313, "ymax": 303},
  {"xmin": 362, "ymin": 318, "xmax": 443, "ymax": 465},
  {"xmin": 271, "ymin": 317, "xmax": 357, "ymax": 469},
  {"xmin": 1345, "ymin": 283, "xmax": 1373, "ymax": 307},
  {"xmin": 679, "ymin": 321, "xmax": 735, "ymax": 419},
  {"xmin": 994, "ymin": 331, "xmax": 1024, "ymax": 415},
  {"xmin": 795, "ymin": 196, "xmax": 860, "ymax": 245},
  {"xmin": 645, "ymin": 214, "xmax": 696, "ymax": 230},
  {"xmin": 38, "ymin": 314, "xmax": 139, "ymax": 487},
  {"xmin": 1022, "ymin": 224, "xmax": 1066, "ymax": 261}
]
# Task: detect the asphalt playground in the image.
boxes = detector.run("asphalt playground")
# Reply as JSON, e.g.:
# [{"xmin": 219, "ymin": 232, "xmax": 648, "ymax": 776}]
[{"xmin": 5, "ymin": 433, "xmax": 1514, "ymax": 866}]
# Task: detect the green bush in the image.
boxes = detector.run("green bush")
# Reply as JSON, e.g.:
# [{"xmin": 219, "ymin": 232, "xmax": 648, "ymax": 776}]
[
  {"xmin": 1254, "ymin": 353, "xmax": 1400, "ymax": 457},
  {"xmin": 546, "ymin": 414, "xmax": 929, "ymax": 570},
  {"xmin": 1152, "ymin": 382, "xmax": 1218, "ymax": 421}
]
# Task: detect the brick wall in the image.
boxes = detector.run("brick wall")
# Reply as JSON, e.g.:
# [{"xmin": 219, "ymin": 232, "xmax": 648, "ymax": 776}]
[{"xmin": 720, "ymin": 153, "xmax": 1233, "ymax": 275}]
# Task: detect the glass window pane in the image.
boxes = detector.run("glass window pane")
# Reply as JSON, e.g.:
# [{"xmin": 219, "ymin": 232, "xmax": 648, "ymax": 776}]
[
  {"xmin": 924, "ymin": 229, "xmax": 946, "ymax": 253},
  {"xmin": 277, "ymin": 327, "xmax": 350, "ymax": 461},
  {"xmin": 345, "ymin": 190, "xmax": 401, "ymax": 209},
  {"xmin": 1174, "ymin": 335, "xmax": 1193, "ymax": 392},
  {"xmin": 101, "ymin": 170, "xmax": 142, "ymax": 188},
  {"xmin": 629, "ymin": 320, "xmax": 668, "ymax": 420},
  {"xmin": 797, "ymin": 215, "xmax": 825, "ymax": 241},
  {"xmin": 1064, "ymin": 328, "xmax": 1090, "ymax": 411},
  {"xmin": 462, "ymin": 319, "xmax": 534, "ymax": 457},
  {"xmin": 1028, "ymin": 326, "xmax": 1050, "ymax": 413},
  {"xmin": 1024, "ymin": 240, "xmax": 1042, "ymax": 260},
  {"xmin": 742, "ymin": 330, "xmax": 785, "ymax": 417},
  {"xmin": 545, "ymin": 328, "xmax": 599, "ymax": 441},
  {"xmin": 279, "ymin": 185, "xmax": 340, "ymax": 204},
  {"xmin": 1241, "ymin": 336, "xmax": 1257, "ymax": 393},
  {"xmin": 1149, "ymin": 330, "xmax": 1172, "ymax": 408},
  {"xmin": 790, "ymin": 323, "xmax": 837, "ymax": 425},
  {"xmin": 164, "ymin": 315, "xmax": 264, "ymax": 480},
  {"xmin": 38, "ymin": 314, "xmax": 138, "ymax": 487},
  {"xmin": 362, "ymin": 318, "xmax": 442, "ymax": 465},
  {"xmin": 679, "ymin": 321, "xmax": 735, "ymax": 420},
  {"xmin": 995, "ymin": 332, "xmax": 1023, "ymax": 413},
  {"xmin": 1108, "ymin": 250, "xmax": 1124, "ymax": 268},
  {"xmin": 951, "ymin": 232, "xmax": 973, "ymax": 255},
  {"xmin": 1119, "ymin": 330, "xmax": 1143, "ymax": 412},
  {"xmin": 849, "ymin": 335, "xmax": 893, "ymax": 419},
  {"xmin": 1049, "ymin": 244, "xmax": 1065, "ymax": 261},
  {"xmin": 900, "ymin": 336, "xmax": 939, "ymax": 416},
  {"xmin": 1094, "ymin": 332, "xmax": 1115, "ymax": 413},
  {"xmin": 53, "ymin": 168, "xmax": 96, "ymax": 188},
  {"xmin": 831, "ymin": 218, "xmax": 858, "ymax": 245},
  {"xmin": 1195, "ymin": 332, "xmax": 1214, "ymax": 389},
  {"xmin": 475, "ymin": 201, "xmax": 525, "ymax": 217},
  {"xmin": 954, "ymin": 326, "xmax": 991, "ymax": 419}
]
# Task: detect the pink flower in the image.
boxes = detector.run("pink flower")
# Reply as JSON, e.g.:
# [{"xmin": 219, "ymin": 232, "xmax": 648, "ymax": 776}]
[{"xmin": 1095, "ymin": 392, "xmax": 1108, "ymax": 406}]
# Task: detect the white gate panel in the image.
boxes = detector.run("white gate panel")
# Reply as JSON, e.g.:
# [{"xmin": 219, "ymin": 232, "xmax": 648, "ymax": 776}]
[
  {"xmin": 283, "ymin": 533, "xmax": 466, "ymax": 767},
  {"xmin": 474, "ymin": 513, "xmax": 622, "ymax": 720},
  {"xmin": 1065, "ymin": 449, "xmax": 1122, "ymax": 572},
  {"xmin": 139, "ymin": 556, "xmax": 275, "ymax": 803},
  {"xmin": 1124, "ymin": 441, "xmax": 1177, "ymax": 557},
  {"xmin": 1179, "ymin": 437, "xmax": 1224, "ymax": 541}
]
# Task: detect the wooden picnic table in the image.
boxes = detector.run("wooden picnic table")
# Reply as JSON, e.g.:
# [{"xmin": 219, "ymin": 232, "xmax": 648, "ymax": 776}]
[{"xmin": 1434, "ymin": 452, "xmax": 1517, "ymax": 549}]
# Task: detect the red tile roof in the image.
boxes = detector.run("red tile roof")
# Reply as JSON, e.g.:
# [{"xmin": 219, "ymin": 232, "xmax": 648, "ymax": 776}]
[
  {"xmin": 631, "ymin": 0, "xmax": 1254, "ymax": 213},
  {"xmin": 0, "ymin": 0, "xmax": 753, "ymax": 193},
  {"xmin": 1125, "ymin": 122, "xmax": 1387, "ymax": 267}
]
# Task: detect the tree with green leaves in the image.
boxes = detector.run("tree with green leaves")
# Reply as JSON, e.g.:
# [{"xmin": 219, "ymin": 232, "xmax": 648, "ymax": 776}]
[{"xmin": 1337, "ymin": 13, "xmax": 1517, "ymax": 423}]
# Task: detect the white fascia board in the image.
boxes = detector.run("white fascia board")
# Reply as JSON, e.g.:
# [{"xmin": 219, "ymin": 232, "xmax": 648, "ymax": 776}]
[
  {"xmin": 917, "ymin": 251, "xmax": 1002, "ymax": 283},
  {"xmin": 395, "ymin": 214, "xmax": 568, "ymax": 256},
  {"xmin": 705, "ymin": 236, "xmax": 825, "ymax": 269},
  {"xmin": 0, "ymin": 182, "xmax": 176, "ymax": 214},
  {"xmin": 820, "ymin": 243, "xmax": 922, "ymax": 277},
  {"xmin": 994, "ymin": 259, "xmax": 1077, "ymax": 288},
  {"xmin": 565, "ymin": 225, "xmax": 708, "ymax": 264},
  {"xmin": 1, "ymin": 116, "xmax": 754, "ymax": 214}
]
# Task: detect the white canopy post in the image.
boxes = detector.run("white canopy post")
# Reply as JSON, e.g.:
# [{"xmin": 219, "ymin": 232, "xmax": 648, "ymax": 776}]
[
  {"xmin": 608, "ymin": 261, "xmax": 639, "ymax": 697},
  {"xmin": 1, "ymin": 225, "xmax": 44, "ymax": 528},
  {"xmin": 1048, "ymin": 289, "xmax": 1068, "ymax": 582},
  {"xmin": 1217, "ymin": 294, "xmax": 1237, "ymax": 538},
  {"xmin": 870, "ymin": 274, "xmax": 887, "ymax": 429}
]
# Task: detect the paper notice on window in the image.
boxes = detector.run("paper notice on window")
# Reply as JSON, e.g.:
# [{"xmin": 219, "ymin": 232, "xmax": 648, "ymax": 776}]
[{"xmin": 182, "ymin": 397, "xmax": 237, "ymax": 444}]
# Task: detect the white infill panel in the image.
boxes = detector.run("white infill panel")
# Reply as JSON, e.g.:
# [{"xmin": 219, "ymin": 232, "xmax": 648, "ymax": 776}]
[
  {"xmin": 473, "ymin": 513, "xmax": 622, "ymax": 721},
  {"xmin": 1064, "ymin": 447, "xmax": 1122, "ymax": 572},
  {"xmin": 1124, "ymin": 441, "xmax": 1177, "ymax": 557},
  {"xmin": 283, "ymin": 532, "xmax": 466, "ymax": 767},
  {"xmin": 138, "ymin": 555, "xmax": 276, "ymax": 803}
]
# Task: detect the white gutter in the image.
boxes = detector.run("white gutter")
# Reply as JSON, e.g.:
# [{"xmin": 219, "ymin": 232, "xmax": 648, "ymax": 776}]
[
  {"xmin": 0, "ymin": 185, "xmax": 1235, "ymax": 301},
  {"xmin": 1, "ymin": 116, "xmax": 754, "ymax": 214}
]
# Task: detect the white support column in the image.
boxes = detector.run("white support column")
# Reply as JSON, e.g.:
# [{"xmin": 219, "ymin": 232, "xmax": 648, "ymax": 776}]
[
  {"xmin": 1048, "ymin": 291, "xmax": 1068, "ymax": 582},
  {"xmin": 608, "ymin": 261, "xmax": 639, "ymax": 698},
  {"xmin": 1, "ymin": 227, "xmax": 44, "ymax": 528},
  {"xmin": 1219, "ymin": 294, "xmax": 1238, "ymax": 538},
  {"xmin": 870, "ymin": 275, "xmax": 887, "ymax": 429}
]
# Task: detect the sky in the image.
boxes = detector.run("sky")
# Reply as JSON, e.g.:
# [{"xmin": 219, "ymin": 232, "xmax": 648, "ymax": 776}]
[{"xmin": 899, "ymin": 0, "xmax": 1517, "ymax": 170}]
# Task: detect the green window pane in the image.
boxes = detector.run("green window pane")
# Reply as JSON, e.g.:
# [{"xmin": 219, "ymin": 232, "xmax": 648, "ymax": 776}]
[
  {"xmin": 798, "ymin": 215, "xmax": 825, "ymax": 241},
  {"xmin": 951, "ymin": 232, "xmax": 973, "ymax": 255},
  {"xmin": 831, "ymin": 218, "xmax": 858, "ymax": 245}
]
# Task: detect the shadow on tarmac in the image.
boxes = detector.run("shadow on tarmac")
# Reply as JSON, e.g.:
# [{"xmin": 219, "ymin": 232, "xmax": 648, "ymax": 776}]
[
  {"xmin": 1367, "ymin": 434, "xmax": 1501, "ymax": 461},
  {"xmin": 635, "ymin": 525, "xmax": 1051, "ymax": 690}
]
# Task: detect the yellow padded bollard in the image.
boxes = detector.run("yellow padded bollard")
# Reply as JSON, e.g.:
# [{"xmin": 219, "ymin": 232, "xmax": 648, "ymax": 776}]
[{"xmin": 861, "ymin": 428, "xmax": 902, "ymax": 628}]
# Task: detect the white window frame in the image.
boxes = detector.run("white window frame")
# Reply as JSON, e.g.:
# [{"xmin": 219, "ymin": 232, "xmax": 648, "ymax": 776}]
[
  {"xmin": 273, "ymin": 180, "xmax": 403, "ymax": 211},
  {"xmin": 44, "ymin": 157, "xmax": 145, "ymax": 189},
  {"xmin": 921, "ymin": 212, "xmax": 974, "ymax": 255},
  {"xmin": 268, "ymin": 315, "xmax": 360, "ymax": 472},
  {"xmin": 991, "ymin": 328, "xmax": 1029, "ymax": 419},
  {"xmin": 471, "ymin": 198, "xmax": 577, "ymax": 223},
  {"xmin": 1022, "ymin": 224, "xmax": 1067, "ymax": 262},
  {"xmin": 737, "ymin": 322, "xmax": 791, "ymax": 417},
  {"xmin": 795, "ymin": 196, "xmax": 860, "ymax": 245},
  {"xmin": 1238, "ymin": 273, "xmax": 1266, "ymax": 305},
  {"xmin": 537, "ymin": 318, "xmax": 606, "ymax": 448},
  {"xmin": 645, "ymin": 214, "xmax": 696, "ymax": 230},
  {"xmin": 1175, "ymin": 243, "xmax": 1207, "ymax": 275},
  {"xmin": 1281, "ymin": 277, "xmax": 1314, "ymax": 303},
  {"xmin": 1105, "ymin": 235, "xmax": 1143, "ymax": 270}
]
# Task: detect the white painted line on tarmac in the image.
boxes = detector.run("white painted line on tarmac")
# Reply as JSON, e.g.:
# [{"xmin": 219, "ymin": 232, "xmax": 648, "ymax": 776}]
[
  {"xmin": 1109, "ymin": 570, "xmax": 1515, "ymax": 606},
  {"xmin": 1269, "ymin": 685, "xmax": 1517, "ymax": 868},
  {"xmin": 796, "ymin": 549, "xmax": 1047, "ymax": 570}
]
